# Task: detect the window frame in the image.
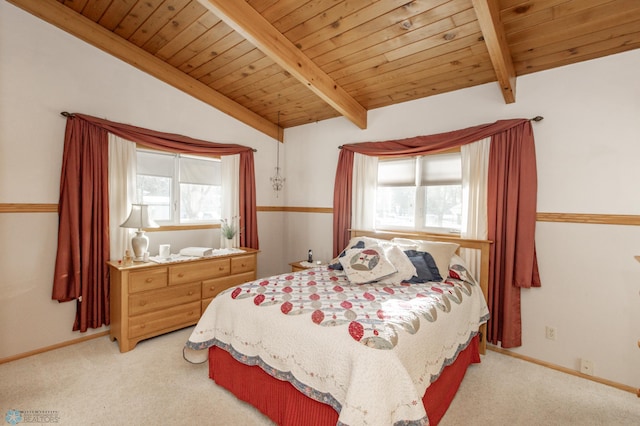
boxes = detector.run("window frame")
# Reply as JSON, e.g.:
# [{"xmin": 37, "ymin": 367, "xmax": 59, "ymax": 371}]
[
  {"xmin": 136, "ymin": 148, "xmax": 222, "ymax": 228},
  {"xmin": 375, "ymin": 148, "xmax": 462, "ymax": 235}
]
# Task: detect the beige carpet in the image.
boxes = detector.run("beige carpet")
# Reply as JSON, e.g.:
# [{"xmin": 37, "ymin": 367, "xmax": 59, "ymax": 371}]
[{"xmin": 1, "ymin": 327, "xmax": 638, "ymax": 425}]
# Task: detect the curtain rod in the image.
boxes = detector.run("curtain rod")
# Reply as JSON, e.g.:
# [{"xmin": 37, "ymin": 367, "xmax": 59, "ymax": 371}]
[{"xmin": 60, "ymin": 111, "xmax": 257, "ymax": 152}]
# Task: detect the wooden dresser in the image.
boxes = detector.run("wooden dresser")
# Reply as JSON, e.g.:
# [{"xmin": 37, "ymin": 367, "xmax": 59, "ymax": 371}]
[{"xmin": 108, "ymin": 248, "xmax": 258, "ymax": 352}]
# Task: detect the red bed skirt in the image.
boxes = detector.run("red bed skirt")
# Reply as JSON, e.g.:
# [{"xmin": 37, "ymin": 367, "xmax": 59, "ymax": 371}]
[{"xmin": 208, "ymin": 335, "xmax": 480, "ymax": 426}]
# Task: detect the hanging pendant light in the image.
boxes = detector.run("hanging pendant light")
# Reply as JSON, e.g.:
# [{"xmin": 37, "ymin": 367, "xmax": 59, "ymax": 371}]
[{"xmin": 270, "ymin": 112, "xmax": 285, "ymax": 196}]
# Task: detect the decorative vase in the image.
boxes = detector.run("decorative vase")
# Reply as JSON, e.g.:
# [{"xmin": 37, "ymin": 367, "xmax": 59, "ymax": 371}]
[{"xmin": 224, "ymin": 238, "xmax": 233, "ymax": 249}]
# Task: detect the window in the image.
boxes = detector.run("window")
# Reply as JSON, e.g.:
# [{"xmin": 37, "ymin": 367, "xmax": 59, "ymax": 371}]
[
  {"xmin": 375, "ymin": 152, "xmax": 462, "ymax": 233},
  {"xmin": 136, "ymin": 149, "xmax": 221, "ymax": 225}
]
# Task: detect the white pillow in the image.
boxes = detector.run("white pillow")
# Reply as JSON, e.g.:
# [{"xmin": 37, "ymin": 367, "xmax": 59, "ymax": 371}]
[
  {"xmin": 339, "ymin": 245, "xmax": 397, "ymax": 284},
  {"xmin": 375, "ymin": 245, "xmax": 417, "ymax": 284},
  {"xmin": 392, "ymin": 237, "xmax": 459, "ymax": 279}
]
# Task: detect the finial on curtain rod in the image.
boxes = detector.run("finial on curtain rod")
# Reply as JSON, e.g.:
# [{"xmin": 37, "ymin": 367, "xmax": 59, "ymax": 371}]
[
  {"xmin": 530, "ymin": 116, "xmax": 544, "ymax": 122},
  {"xmin": 60, "ymin": 111, "xmax": 74, "ymax": 117}
]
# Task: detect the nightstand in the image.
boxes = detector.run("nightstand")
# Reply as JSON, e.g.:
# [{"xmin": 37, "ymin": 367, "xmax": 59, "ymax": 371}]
[{"xmin": 289, "ymin": 260, "xmax": 325, "ymax": 272}]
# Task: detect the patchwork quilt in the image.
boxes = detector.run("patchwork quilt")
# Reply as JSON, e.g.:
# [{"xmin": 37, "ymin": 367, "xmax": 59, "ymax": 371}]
[{"xmin": 184, "ymin": 263, "xmax": 489, "ymax": 426}]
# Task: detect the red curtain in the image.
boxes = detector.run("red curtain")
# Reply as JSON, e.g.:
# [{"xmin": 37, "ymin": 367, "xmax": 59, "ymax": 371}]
[
  {"xmin": 52, "ymin": 117, "xmax": 110, "ymax": 331},
  {"xmin": 487, "ymin": 122, "xmax": 541, "ymax": 347},
  {"xmin": 53, "ymin": 113, "xmax": 259, "ymax": 332},
  {"xmin": 333, "ymin": 119, "xmax": 539, "ymax": 347}
]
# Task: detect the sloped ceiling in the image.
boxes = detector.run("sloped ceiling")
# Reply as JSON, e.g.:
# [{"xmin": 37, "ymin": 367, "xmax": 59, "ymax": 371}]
[{"xmin": 8, "ymin": 0, "xmax": 640, "ymax": 140}]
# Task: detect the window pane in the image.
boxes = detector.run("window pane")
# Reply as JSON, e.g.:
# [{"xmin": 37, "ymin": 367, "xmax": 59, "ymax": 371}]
[
  {"xmin": 375, "ymin": 186, "xmax": 416, "ymax": 228},
  {"xmin": 179, "ymin": 156, "xmax": 221, "ymax": 185},
  {"xmin": 423, "ymin": 185, "xmax": 462, "ymax": 230},
  {"xmin": 137, "ymin": 150, "xmax": 174, "ymax": 177},
  {"xmin": 138, "ymin": 175, "xmax": 172, "ymax": 221},
  {"xmin": 420, "ymin": 153, "xmax": 461, "ymax": 185},
  {"xmin": 180, "ymin": 183, "xmax": 221, "ymax": 223},
  {"xmin": 378, "ymin": 158, "xmax": 415, "ymax": 186}
]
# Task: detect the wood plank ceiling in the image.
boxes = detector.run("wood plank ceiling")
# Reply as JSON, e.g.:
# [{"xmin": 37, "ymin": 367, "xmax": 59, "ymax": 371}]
[{"xmin": 8, "ymin": 0, "xmax": 640, "ymax": 140}]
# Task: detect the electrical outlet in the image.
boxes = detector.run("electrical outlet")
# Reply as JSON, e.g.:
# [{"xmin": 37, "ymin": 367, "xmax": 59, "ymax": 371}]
[
  {"xmin": 545, "ymin": 326, "xmax": 557, "ymax": 340},
  {"xmin": 580, "ymin": 359, "xmax": 594, "ymax": 376}
]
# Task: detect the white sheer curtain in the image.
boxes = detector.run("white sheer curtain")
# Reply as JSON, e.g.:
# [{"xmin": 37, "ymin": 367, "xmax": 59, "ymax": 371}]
[
  {"xmin": 351, "ymin": 153, "xmax": 378, "ymax": 230},
  {"xmin": 460, "ymin": 137, "xmax": 490, "ymax": 279},
  {"xmin": 108, "ymin": 134, "xmax": 137, "ymax": 261},
  {"xmin": 221, "ymin": 154, "xmax": 240, "ymax": 248}
]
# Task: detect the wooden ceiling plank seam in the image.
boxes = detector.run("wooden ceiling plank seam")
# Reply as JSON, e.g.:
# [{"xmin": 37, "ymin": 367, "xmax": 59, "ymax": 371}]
[
  {"xmin": 114, "ymin": 0, "xmax": 164, "ymax": 40},
  {"xmin": 62, "ymin": 0, "xmax": 88, "ymax": 13},
  {"xmin": 239, "ymin": 78, "xmax": 312, "ymax": 112},
  {"xmin": 362, "ymin": 69, "xmax": 496, "ymax": 109},
  {"xmin": 6, "ymin": 0, "xmax": 281, "ymax": 140},
  {"xmin": 142, "ymin": 1, "xmax": 207, "ymax": 54},
  {"xmin": 187, "ymin": 39, "xmax": 258, "ymax": 80},
  {"xmin": 197, "ymin": 0, "xmax": 367, "ymax": 129},
  {"xmin": 472, "ymin": 0, "xmax": 517, "ymax": 103},
  {"xmin": 341, "ymin": 47, "xmax": 482, "ymax": 94},
  {"xmin": 129, "ymin": 0, "xmax": 193, "ymax": 48},
  {"xmin": 505, "ymin": 0, "xmax": 640, "ymax": 47},
  {"xmin": 155, "ymin": 9, "xmax": 220, "ymax": 60},
  {"xmin": 501, "ymin": 0, "xmax": 573, "ymax": 26},
  {"xmin": 258, "ymin": 0, "xmax": 308, "ymax": 24},
  {"xmin": 98, "ymin": 0, "xmax": 138, "ymax": 31},
  {"xmin": 383, "ymin": 18, "xmax": 479, "ymax": 62},
  {"xmin": 514, "ymin": 32, "xmax": 640, "ymax": 75},
  {"xmin": 296, "ymin": 0, "xmax": 444, "ymax": 57},
  {"xmin": 324, "ymin": 18, "xmax": 479, "ymax": 81},
  {"xmin": 170, "ymin": 21, "xmax": 239, "ymax": 70},
  {"xmin": 310, "ymin": 0, "xmax": 471, "ymax": 67},
  {"xmin": 202, "ymin": 48, "xmax": 269, "ymax": 88},
  {"xmin": 511, "ymin": 19, "xmax": 640, "ymax": 63},
  {"xmin": 281, "ymin": 0, "xmax": 377, "ymax": 44},
  {"xmin": 333, "ymin": 31, "xmax": 483, "ymax": 88},
  {"xmin": 218, "ymin": 61, "xmax": 285, "ymax": 96},
  {"xmin": 209, "ymin": 56, "xmax": 280, "ymax": 93},
  {"xmin": 369, "ymin": 66, "xmax": 496, "ymax": 106},
  {"xmin": 80, "ymin": 0, "xmax": 112, "ymax": 22},
  {"xmin": 273, "ymin": 0, "xmax": 348, "ymax": 35},
  {"xmin": 349, "ymin": 55, "xmax": 494, "ymax": 99}
]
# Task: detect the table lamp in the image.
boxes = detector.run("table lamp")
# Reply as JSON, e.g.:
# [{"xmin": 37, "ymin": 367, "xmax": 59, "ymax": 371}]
[{"xmin": 120, "ymin": 204, "xmax": 159, "ymax": 261}]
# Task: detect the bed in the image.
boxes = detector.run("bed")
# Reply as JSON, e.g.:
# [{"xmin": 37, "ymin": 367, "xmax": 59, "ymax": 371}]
[{"xmin": 184, "ymin": 230, "xmax": 491, "ymax": 426}]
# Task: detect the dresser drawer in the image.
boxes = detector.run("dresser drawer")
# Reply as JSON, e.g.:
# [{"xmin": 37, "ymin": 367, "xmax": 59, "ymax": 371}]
[
  {"xmin": 201, "ymin": 271, "xmax": 256, "ymax": 299},
  {"xmin": 231, "ymin": 254, "xmax": 256, "ymax": 274},
  {"xmin": 128, "ymin": 301, "xmax": 200, "ymax": 339},
  {"xmin": 129, "ymin": 267, "xmax": 168, "ymax": 293},
  {"xmin": 129, "ymin": 282, "xmax": 201, "ymax": 316},
  {"xmin": 170, "ymin": 258, "xmax": 230, "ymax": 285}
]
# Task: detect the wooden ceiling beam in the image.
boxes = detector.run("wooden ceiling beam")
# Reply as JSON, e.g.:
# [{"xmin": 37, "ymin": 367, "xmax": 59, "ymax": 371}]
[
  {"xmin": 197, "ymin": 0, "xmax": 368, "ymax": 129},
  {"xmin": 6, "ymin": 0, "xmax": 282, "ymax": 140},
  {"xmin": 472, "ymin": 0, "xmax": 516, "ymax": 103}
]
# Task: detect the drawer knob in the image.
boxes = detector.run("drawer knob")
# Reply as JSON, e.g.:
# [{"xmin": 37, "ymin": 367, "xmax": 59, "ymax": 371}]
[
  {"xmin": 209, "ymin": 286, "xmax": 216, "ymax": 291},
  {"xmin": 140, "ymin": 324, "xmax": 145, "ymax": 329},
  {"xmin": 145, "ymin": 278, "xmax": 153, "ymax": 283},
  {"xmin": 218, "ymin": 267, "xmax": 224, "ymax": 271},
  {"xmin": 140, "ymin": 301, "xmax": 147, "ymax": 306},
  {"xmin": 188, "ymin": 291, "xmax": 194, "ymax": 295},
  {"xmin": 178, "ymin": 273, "xmax": 185, "ymax": 278}
]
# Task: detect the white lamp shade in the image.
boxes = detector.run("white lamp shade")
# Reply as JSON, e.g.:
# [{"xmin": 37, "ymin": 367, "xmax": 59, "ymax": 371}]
[{"xmin": 120, "ymin": 204, "xmax": 159, "ymax": 230}]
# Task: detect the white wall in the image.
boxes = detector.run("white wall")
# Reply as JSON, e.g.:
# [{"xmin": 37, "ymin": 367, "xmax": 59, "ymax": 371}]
[
  {"xmin": 283, "ymin": 51, "xmax": 640, "ymax": 388},
  {"xmin": 0, "ymin": 2, "xmax": 286, "ymax": 359},
  {"xmin": 2, "ymin": 2, "xmax": 639, "ymax": 391}
]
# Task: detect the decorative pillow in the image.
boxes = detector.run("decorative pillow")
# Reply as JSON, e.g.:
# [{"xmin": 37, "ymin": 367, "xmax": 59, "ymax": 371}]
[
  {"xmin": 392, "ymin": 238, "xmax": 459, "ymax": 279},
  {"xmin": 375, "ymin": 245, "xmax": 417, "ymax": 284},
  {"xmin": 448, "ymin": 254, "xmax": 477, "ymax": 284},
  {"xmin": 329, "ymin": 236, "xmax": 388, "ymax": 270},
  {"xmin": 339, "ymin": 246, "xmax": 397, "ymax": 284},
  {"xmin": 403, "ymin": 250, "xmax": 442, "ymax": 283}
]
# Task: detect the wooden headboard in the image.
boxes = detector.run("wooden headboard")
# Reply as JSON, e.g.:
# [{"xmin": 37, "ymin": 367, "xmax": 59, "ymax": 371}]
[{"xmin": 349, "ymin": 229, "xmax": 491, "ymax": 354}]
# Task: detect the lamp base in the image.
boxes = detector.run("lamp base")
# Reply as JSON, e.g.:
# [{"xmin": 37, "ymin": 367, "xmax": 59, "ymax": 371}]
[{"xmin": 131, "ymin": 230, "xmax": 149, "ymax": 261}]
